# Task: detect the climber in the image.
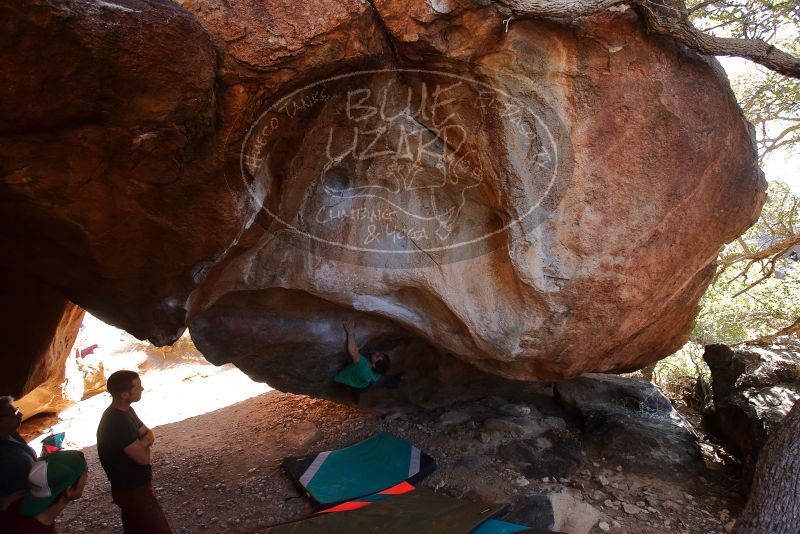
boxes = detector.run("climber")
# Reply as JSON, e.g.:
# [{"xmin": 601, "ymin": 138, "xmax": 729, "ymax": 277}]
[{"xmin": 334, "ymin": 317, "xmax": 396, "ymax": 401}]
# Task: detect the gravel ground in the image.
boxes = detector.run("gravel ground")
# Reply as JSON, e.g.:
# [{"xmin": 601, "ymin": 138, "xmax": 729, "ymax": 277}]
[{"xmin": 19, "ymin": 388, "xmax": 744, "ymax": 534}]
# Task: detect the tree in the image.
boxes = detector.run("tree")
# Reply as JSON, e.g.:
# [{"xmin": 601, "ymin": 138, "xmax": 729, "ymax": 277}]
[
  {"xmin": 680, "ymin": 0, "xmax": 800, "ymax": 345},
  {"xmin": 495, "ymin": 0, "xmax": 800, "ymax": 78},
  {"xmin": 733, "ymin": 398, "xmax": 800, "ymax": 534},
  {"xmin": 687, "ymin": 0, "xmax": 800, "ymax": 163},
  {"xmin": 694, "ymin": 181, "xmax": 800, "ymax": 345}
]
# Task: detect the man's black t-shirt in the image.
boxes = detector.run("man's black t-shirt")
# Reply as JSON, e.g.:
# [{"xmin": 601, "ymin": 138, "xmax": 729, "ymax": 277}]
[{"xmin": 96, "ymin": 406, "xmax": 152, "ymax": 489}]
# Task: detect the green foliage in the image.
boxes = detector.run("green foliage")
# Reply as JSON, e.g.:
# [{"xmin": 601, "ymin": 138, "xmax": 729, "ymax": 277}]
[
  {"xmin": 687, "ymin": 0, "xmax": 800, "ymax": 42},
  {"xmin": 693, "ymin": 180, "xmax": 800, "ymax": 345},
  {"xmin": 652, "ymin": 343, "xmax": 710, "ymax": 400},
  {"xmin": 733, "ymin": 68, "xmax": 800, "ymax": 163}
]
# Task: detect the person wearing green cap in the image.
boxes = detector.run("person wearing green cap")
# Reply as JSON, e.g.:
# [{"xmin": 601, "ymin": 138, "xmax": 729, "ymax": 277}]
[{"xmin": 0, "ymin": 450, "xmax": 88, "ymax": 533}]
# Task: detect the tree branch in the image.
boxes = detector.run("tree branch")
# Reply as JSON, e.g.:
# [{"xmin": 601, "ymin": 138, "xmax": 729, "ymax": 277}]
[
  {"xmin": 744, "ymin": 316, "xmax": 800, "ymax": 345},
  {"xmin": 495, "ymin": 0, "xmax": 800, "ymax": 79}
]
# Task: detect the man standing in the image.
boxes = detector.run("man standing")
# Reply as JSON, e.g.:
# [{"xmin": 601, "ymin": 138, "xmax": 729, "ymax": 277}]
[
  {"xmin": 96, "ymin": 370, "xmax": 172, "ymax": 533},
  {"xmin": 0, "ymin": 396, "xmax": 37, "ymax": 510}
]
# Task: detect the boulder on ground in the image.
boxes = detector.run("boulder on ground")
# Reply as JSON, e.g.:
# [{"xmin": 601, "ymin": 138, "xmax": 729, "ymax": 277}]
[
  {"xmin": 1, "ymin": 0, "xmax": 763, "ymax": 400},
  {"xmin": 555, "ymin": 374, "xmax": 704, "ymax": 475},
  {"xmin": 703, "ymin": 341, "xmax": 800, "ymax": 480}
]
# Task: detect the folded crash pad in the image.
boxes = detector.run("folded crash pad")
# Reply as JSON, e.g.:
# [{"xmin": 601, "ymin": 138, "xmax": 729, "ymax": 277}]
[
  {"xmin": 259, "ymin": 487, "xmax": 504, "ymax": 534},
  {"xmin": 317, "ymin": 481, "xmax": 416, "ymax": 513},
  {"xmin": 40, "ymin": 432, "xmax": 65, "ymax": 457},
  {"xmin": 282, "ymin": 432, "xmax": 436, "ymax": 506},
  {"xmin": 319, "ymin": 485, "xmax": 535, "ymax": 533}
]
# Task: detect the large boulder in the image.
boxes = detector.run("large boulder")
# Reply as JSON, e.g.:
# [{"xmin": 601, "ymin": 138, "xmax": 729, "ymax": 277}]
[
  {"xmin": 0, "ymin": 267, "xmax": 84, "ymax": 398},
  {"xmin": 1, "ymin": 0, "xmax": 764, "ymax": 400},
  {"xmin": 555, "ymin": 374, "xmax": 704, "ymax": 475},
  {"xmin": 703, "ymin": 341, "xmax": 800, "ymax": 480}
]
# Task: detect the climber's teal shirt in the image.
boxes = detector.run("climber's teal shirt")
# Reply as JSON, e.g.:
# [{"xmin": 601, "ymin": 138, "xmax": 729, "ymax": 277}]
[{"xmin": 334, "ymin": 355, "xmax": 382, "ymax": 389}]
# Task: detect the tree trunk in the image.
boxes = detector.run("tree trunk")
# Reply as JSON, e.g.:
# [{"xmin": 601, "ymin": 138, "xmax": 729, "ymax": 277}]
[
  {"xmin": 733, "ymin": 399, "xmax": 800, "ymax": 534},
  {"xmin": 497, "ymin": 0, "xmax": 800, "ymax": 79}
]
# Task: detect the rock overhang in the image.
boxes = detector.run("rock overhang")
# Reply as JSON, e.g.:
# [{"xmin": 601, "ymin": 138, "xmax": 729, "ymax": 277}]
[{"xmin": 0, "ymin": 0, "xmax": 765, "ymax": 403}]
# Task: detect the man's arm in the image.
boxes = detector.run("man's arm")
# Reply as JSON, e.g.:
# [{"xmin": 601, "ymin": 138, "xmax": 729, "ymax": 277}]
[
  {"xmin": 138, "ymin": 425, "xmax": 155, "ymax": 447},
  {"xmin": 343, "ymin": 317, "xmax": 360, "ymax": 364},
  {"xmin": 123, "ymin": 439, "xmax": 151, "ymax": 465}
]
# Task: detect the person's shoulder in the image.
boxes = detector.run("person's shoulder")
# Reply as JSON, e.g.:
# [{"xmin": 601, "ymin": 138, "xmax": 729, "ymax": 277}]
[{"xmin": 98, "ymin": 405, "xmax": 127, "ymax": 427}]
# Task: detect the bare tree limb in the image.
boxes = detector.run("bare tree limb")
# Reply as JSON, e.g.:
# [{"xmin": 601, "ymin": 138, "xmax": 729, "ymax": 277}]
[
  {"xmin": 496, "ymin": 0, "xmax": 800, "ymax": 79},
  {"xmin": 721, "ymin": 233, "xmax": 800, "ymax": 266},
  {"xmin": 744, "ymin": 316, "xmax": 800, "ymax": 345},
  {"xmin": 714, "ymin": 232, "xmax": 800, "ymax": 282}
]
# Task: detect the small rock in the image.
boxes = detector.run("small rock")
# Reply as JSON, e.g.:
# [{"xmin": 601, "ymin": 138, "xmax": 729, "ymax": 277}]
[
  {"xmin": 598, "ymin": 521, "xmax": 610, "ymax": 532},
  {"xmin": 623, "ymin": 503, "xmax": 642, "ymax": 515},
  {"xmin": 543, "ymin": 416, "xmax": 567, "ymax": 431},
  {"xmin": 596, "ymin": 475, "xmax": 610, "ymax": 487},
  {"xmin": 440, "ymin": 410, "xmax": 471, "ymax": 426},
  {"xmin": 514, "ymin": 476, "xmax": 530, "ymax": 487},
  {"xmin": 615, "ymin": 465, "xmax": 623, "ymax": 472},
  {"xmin": 549, "ymin": 491, "xmax": 601, "ymax": 534},
  {"xmin": 480, "ymin": 432, "xmax": 491, "ymax": 444},
  {"xmin": 483, "ymin": 417, "xmax": 548, "ymax": 437},
  {"xmin": 663, "ymin": 500, "xmax": 681, "ymax": 511},
  {"xmin": 499, "ymin": 404, "xmax": 533, "ymax": 417}
]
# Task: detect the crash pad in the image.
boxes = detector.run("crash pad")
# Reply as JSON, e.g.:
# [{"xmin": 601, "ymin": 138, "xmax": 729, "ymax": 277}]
[
  {"xmin": 259, "ymin": 487, "xmax": 503, "ymax": 534},
  {"xmin": 283, "ymin": 432, "xmax": 435, "ymax": 506}
]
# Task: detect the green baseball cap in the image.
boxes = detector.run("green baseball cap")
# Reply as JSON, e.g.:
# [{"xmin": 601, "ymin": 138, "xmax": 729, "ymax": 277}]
[{"xmin": 20, "ymin": 450, "xmax": 87, "ymax": 517}]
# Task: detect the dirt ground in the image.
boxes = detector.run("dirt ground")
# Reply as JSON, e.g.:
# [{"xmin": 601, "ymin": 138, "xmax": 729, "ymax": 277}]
[
  {"xmin": 17, "ymin": 316, "xmax": 744, "ymax": 533},
  {"xmin": 21, "ymin": 388, "xmax": 743, "ymax": 534}
]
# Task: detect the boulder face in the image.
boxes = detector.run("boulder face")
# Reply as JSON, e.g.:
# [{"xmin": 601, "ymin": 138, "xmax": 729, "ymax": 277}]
[
  {"xmin": 0, "ymin": 267, "xmax": 84, "ymax": 398},
  {"xmin": 703, "ymin": 341, "xmax": 800, "ymax": 481},
  {"xmin": 1, "ymin": 0, "xmax": 764, "ymax": 400}
]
